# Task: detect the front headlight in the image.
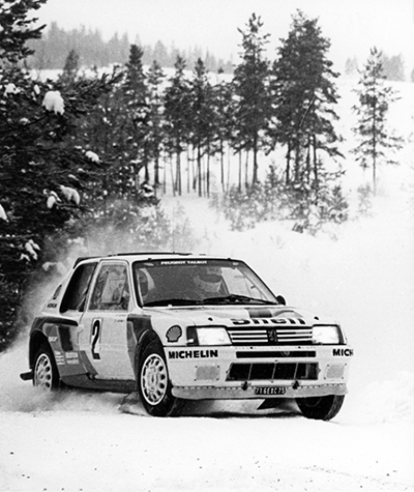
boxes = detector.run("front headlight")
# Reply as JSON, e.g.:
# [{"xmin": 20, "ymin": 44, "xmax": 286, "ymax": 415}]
[
  {"xmin": 187, "ymin": 326, "xmax": 231, "ymax": 346},
  {"xmin": 313, "ymin": 325, "xmax": 343, "ymax": 344}
]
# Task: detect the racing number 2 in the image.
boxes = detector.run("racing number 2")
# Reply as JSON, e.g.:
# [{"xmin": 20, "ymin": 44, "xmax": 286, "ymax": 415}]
[{"xmin": 91, "ymin": 319, "xmax": 101, "ymax": 360}]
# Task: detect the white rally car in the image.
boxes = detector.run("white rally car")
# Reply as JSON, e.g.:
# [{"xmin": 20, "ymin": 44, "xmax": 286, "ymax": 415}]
[{"xmin": 21, "ymin": 253, "xmax": 353, "ymax": 419}]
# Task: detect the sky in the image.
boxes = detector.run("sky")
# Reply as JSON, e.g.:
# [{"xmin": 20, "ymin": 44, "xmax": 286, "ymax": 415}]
[{"xmin": 34, "ymin": 0, "xmax": 414, "ymax": 72}]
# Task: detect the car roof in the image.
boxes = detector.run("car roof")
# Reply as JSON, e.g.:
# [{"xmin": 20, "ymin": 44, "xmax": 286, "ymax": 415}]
[{"xmin": 74, "ymin": 252, "xmax": 237, "ymax": 267}]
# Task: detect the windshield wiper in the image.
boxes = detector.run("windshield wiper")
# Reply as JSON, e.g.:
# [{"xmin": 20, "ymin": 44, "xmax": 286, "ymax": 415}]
[
  {"xmin": 144, "ymin": 298, "xmax": 202, "ymax": 307},
  {"xmin": 202, "ymin": 294, "xmax": 277, "ymax": 305}
]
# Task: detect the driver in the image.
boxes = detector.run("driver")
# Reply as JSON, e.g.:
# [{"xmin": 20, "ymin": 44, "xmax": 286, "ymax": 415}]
[{"xmin": 193, "ymin": 266, "xmax": 223, "ymax": 297}]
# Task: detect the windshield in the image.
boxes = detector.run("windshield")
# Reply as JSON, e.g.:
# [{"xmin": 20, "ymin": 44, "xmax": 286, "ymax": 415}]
[{"xmin": 132, "ymin": 259, "xmax": 279, "ymax": 307}]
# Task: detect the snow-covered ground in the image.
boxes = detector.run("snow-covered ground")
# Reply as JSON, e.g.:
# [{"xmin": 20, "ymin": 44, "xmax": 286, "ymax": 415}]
[{"xmin": 0, "ymin": 81, "xmax": 413, "ymax": 492}]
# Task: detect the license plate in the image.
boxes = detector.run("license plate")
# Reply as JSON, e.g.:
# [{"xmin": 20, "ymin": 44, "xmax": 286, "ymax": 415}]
[{"xmin": 254, "ymin": 386, "xmax": 286, "ymax": 396}]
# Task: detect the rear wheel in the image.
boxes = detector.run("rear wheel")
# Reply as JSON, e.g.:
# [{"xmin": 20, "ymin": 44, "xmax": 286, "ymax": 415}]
[
  {"xmin": 138, "ymin": 341, "xmax": 183, "ymax": 417},
  {"xmin": 33, "ymin": 344, "xmax": 60, "ymax": 390},
  {"xmin": 296, "ymin": 395, "xmax": 345, "ymax": 420}
]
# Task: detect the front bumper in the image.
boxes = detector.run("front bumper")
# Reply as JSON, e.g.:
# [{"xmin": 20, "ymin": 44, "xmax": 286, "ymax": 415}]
[
  {"xmin": 166, "ymin": 344, "xmax": 352, "ymax": 400},
  {"xmin": 172, "ymin": 382, "xmax": 347, "ymax": 400}
]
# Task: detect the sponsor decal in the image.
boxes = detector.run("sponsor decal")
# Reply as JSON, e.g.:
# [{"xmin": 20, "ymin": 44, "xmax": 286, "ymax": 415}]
[
  {"xmin": 255, "ymin": 386, "xmax": 286, "ymax": 396},
  {"xmin": 232, "ymin": 317, "xmax": 307, "ymax": 326},
  {"xmin": 168, "ymin": 349, "xmax": 219, "ymax": 360},
  {"xmin": 66, "ymin": 358, "xmax": 79, "ymax": 365},
  {"xmin": 166, "ymin": 325, "xmax": 182, "ymax": 343},
  {"xmin": 47, "ymin": 303, "xmax": 57, "ymax": 308},
  {"xmin": 54, "ymin": 350, "xmax": 65, "ymax": 365},
  {"xmin": 160, "ymin": 260, "xmax": 207, "ymax": 265},
  {"xmin": 65, "ymin": 352, "xmax": 79, "ymax": 360},
  {"xmin": 48, "ymin": 336, "xmax": 58, "ymax": 343},
  {"xmin": 333, "ymin": 348, "xmax": 354, "ymax": 357}
]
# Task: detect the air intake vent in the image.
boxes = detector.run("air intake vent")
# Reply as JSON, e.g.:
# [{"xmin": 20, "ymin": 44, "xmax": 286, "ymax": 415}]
[{"xmin": 227, "ymin": 362, "xmax": 318, "ymax": 381}]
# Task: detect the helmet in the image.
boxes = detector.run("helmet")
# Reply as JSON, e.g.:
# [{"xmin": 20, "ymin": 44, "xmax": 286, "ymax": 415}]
[{"xmin": 194, "ymin": 266, "xmax": 222, "ymax": 294}]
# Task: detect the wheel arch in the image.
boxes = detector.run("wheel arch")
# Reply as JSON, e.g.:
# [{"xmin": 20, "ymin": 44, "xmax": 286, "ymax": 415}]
[
  {"xmin": 29, "ymin": 331, "xmax": 50, "ymax": 368},
  {"xmin": 134, "ymin": 329, "xmax": 164, "ymax": 378}
]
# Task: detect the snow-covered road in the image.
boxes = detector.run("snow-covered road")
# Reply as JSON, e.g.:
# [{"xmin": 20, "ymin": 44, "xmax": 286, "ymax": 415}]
[{"xmin": 0, "ymin": 385, "xmax": 412, "ymax": 492}]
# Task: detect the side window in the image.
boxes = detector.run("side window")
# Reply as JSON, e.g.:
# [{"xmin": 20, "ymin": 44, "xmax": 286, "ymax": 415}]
[
  {"xmin": 60, "ymin": 263, "xmax": 97, "ymax": 313},
  {"xmin": 89, "ymin": 264, "xmax": 130, "ymax": 311}
]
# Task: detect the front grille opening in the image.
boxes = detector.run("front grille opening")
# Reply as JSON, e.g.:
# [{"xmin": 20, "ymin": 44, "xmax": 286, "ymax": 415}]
[
  {"xmin": 227, "ymin": 362, "xmax": 318, "ymax": 381},
  {"xmin": 228, "ymin": 363, "xmax": 251, "ymax": 381},
  {"xmin": 250, "ymin": 363, "xmax": 274, "ymax": 380},
  {"xmin": 274, "ymin": 363, "xmax": 296, "ymax": 379}
]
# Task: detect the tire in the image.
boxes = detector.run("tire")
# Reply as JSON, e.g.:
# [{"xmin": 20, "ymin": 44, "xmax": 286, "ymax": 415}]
[
  {"xmin": 137, "ymin": 341, "xmax": 183, "ymax": 417},
  {"xmin": 33, "ymin": 343, "xmax": 61, "ymax": 391},
  {"xmin": 296, "ymin": 395, "xmax": 345, "ymax": 421}
]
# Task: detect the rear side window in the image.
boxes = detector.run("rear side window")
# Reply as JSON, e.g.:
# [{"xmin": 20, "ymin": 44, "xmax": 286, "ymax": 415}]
[{"xmin": 60, "ymin": 263, "xmax": 97, "ymax": 313}]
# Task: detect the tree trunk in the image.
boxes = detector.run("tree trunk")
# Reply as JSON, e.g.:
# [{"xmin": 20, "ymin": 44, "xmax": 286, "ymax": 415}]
[
  {"xmin": 238, "ymin": 151, "xmax": 242, "ymax": 192},
  {"xmin": 220, "ymin": 139, "xmax": 225, "ymax": 191},
  {"xmin": 286, "ymin": 142, "xmax": 291, "ymax": 185},
  {"xmin": 245, "ymin": 151, "xmax": 249, "ymax": 189},
  {"xmin": 313, "ymin": 135, "xmax": 318, "ymax": 187},
  {"xmin": 175, "ymin": 144, "xmax": 181, "ymax": 196},
  {"xmin": 197, "ymin": 144, "xmax": 202, "ymax": 197},
  {"xmin": 252, "ymin": 134, "xmax": 258, "ymax": 184}
]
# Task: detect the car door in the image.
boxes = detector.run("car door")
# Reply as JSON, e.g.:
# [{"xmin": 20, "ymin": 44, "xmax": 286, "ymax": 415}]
[{"xmin": 79, "ymin": 261, "xmax": 135, "ymax": 380}]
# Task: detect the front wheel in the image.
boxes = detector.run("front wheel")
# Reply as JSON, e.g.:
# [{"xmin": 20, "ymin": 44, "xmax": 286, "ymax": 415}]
[
  {"xmin": 138, "ymin": 341, "xmax": 183, "ymax": 417},
  {"xmin": 33, "ymin": 344, "xmax": 61, "ymax": 390},
  {"xmin": 296, "ymin": 395, "xmax": 345, "ymax": 420}
]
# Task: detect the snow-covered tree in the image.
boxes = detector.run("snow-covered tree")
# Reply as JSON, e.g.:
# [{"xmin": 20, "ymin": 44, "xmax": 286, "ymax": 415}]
[
  {"xmin": 163, "ymin": 56, "xmax": 191, "ymax": 195},
  {"xmin": 0, "ymin": 0, "xmax": 114, "ymax": 350},
  {"xmin": 61, "ymin": 48, "xmax": 80, "ymax": 82},
  {"xmin": 123, "ymin": 44, "xmax": 151, "ymax": 183},
  {"xmin": 188, "ymin": 58, "xmax": 216, "ymax": 196},
  {"xmin": 146, "ymin": 60, "xmax": 165, "ymax": 190},
  {"xmin": 271, "ymin": 10, "xmax": 342, "ymax": 188},
  {"xmin": 233, "ymin": 13, "xmax": 272, "ymax": 185},
  {"xmin": 353, "ymin": 47, "xmax": 403, "ymax": 194},
  {"xmin": 212, "ymin": 69, "xmax": 235, "ymax": 192}
]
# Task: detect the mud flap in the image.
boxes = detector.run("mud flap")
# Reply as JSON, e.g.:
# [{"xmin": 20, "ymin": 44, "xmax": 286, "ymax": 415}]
[{"xmin": 20, "ymin": 371, "xmax": 33, "ymax": 381}]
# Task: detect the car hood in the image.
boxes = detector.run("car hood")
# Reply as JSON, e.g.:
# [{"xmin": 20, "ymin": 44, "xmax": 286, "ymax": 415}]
[{"xmin": 146, "ymin": 304, "xmax": 336, "ymax": 327}]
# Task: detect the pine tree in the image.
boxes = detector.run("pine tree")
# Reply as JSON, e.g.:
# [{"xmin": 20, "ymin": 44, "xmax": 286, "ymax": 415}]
[
  {"xmin": 382, "ymin": 53, "xmax": 405, "ymax": 82},
  {"xmin": 0, "ymin": 0, "xmax": 114, "ymax": 351},
  {"xmin": 271, "ymin": 10, "xmax": 341, "ymax": 189},
  {"xmin": 212, "ymin": 69, "xmax": 235, "ymax": 191},
  {"xmin": 232, "ymin": 13, "xmax": 272, "ymax": 185},
  {"xmin": 188, "ymin": 58, "xmax": 216, "ymax": 196},
  {"xmin": 61, "ymin": 49, "xmax": 80, "ymax": 82},
  {"xmin": 163, "ymin": 56, "xmax": 191, "ymax": 195},
  {"xmin": 123, "ymin": 44, "xmax": 151, "ymax": 183},
  {"xmin": 0, "ymin": 0, "xmax": 47, "ymax": 63},
  {"xmin": 147, "ymin": 60, "xmax": 165, "ymax": 190},
  {"xmin": 352, "ymin": 47, "xmax": 403, "ymax": 194}
]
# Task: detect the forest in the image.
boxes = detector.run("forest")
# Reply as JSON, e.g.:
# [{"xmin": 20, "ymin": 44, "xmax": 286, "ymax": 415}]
[
  {"xmin": 0, "ymin": 0, "xmax": 406, "ymax": 351},
  {"xmin": 27, "ymin": 21, "xmax": 235, "ymax": 73}
]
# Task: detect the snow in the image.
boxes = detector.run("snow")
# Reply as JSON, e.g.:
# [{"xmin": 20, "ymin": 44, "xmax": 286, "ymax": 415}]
[
  {"xmin": 85, "ymin": 150, "xmax": 100, "ymax": 163},
  {"xmin": 42, "ymin": 90, "xmax": 64, "ymax": 114},
  {"xmin": 24, "ymin": 239, "xmax": 40, "ymax": 260},
  {"xmin": 0, "ymin": 203, "xmax": 8, "ymax": 221},
  {"xmin": 60, "ymin": 185, "xmax": 81, "ymax": 205},
  {"xmin": 4, "ymin": 83, "xmax": 19, "ymax": 96},
  {"xmin": 0, "ymin": 80, "xmax": 413, "ymax": 491}
]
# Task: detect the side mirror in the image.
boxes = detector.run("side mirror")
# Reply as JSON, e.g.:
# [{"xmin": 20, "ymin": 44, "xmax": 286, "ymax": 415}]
[{"xmin": 276, "ymin": 295, "xmax": 286, "ymax": 306}]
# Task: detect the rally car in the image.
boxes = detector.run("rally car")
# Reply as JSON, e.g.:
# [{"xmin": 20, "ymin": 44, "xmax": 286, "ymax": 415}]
[{"xmin": 20, "ymin": 252, "xmax": 353, "ymax": 419}]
